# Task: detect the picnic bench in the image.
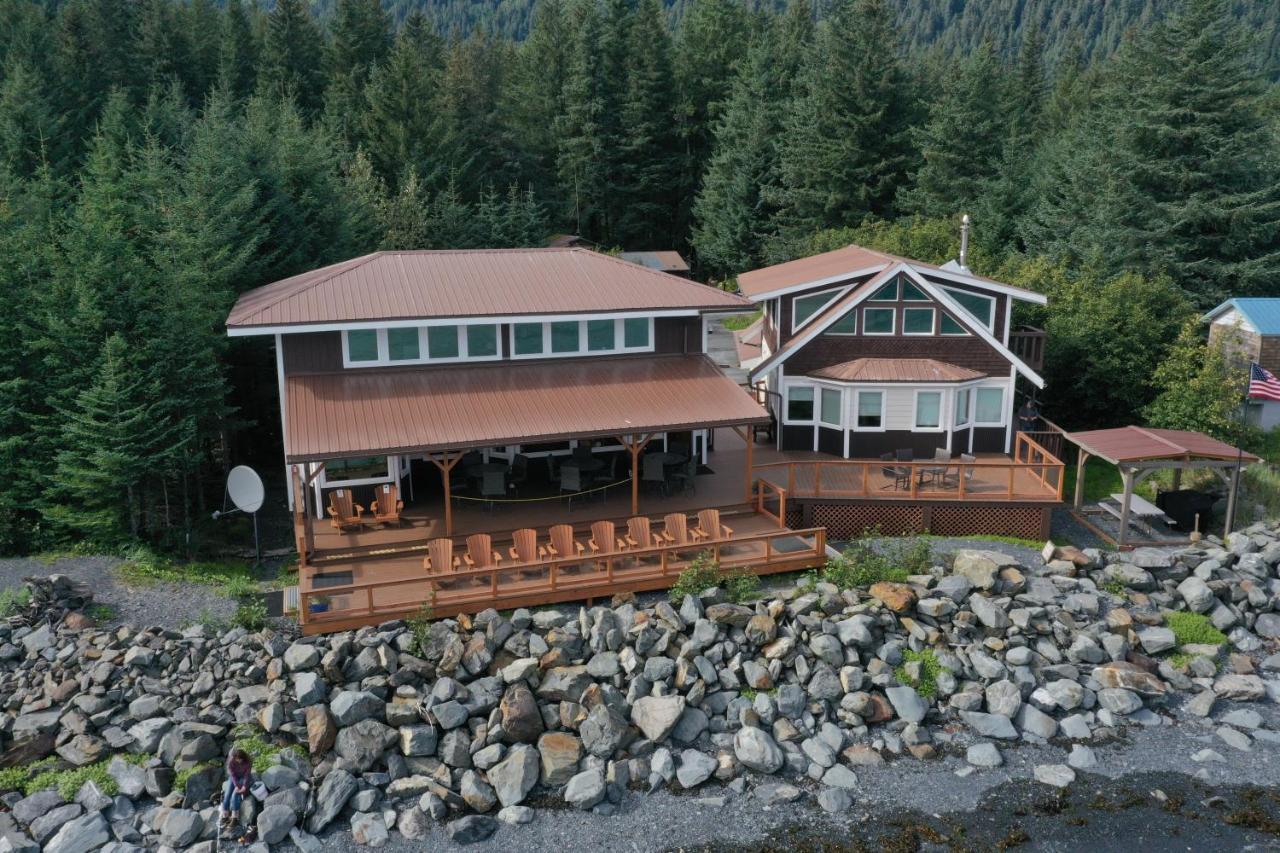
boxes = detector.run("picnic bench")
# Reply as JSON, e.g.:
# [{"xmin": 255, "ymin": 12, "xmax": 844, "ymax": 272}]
[{"xmin": 1099, "ymin": 492, "xmax": 1174, "ymax": 538}]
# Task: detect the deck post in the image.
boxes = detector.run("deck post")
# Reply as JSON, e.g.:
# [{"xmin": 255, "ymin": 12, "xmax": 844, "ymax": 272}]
[
  {"xmin": 617, "ymin": 433, "xmax": 654, "ymax": 517},
  {"xmin": 427, "ymin": 451, "xmax": 463, "ymax": 535},
  {"xmin": 1073, "ymin": 451, "xmax": 1090, "ymax": 510},
  {"xmin": 1117, "ymin": 467, "xmax": 1135, "ymax": 549},
  {"xmin": 730, "ymin": 425, "xmax": 754, "ymax": 503}
]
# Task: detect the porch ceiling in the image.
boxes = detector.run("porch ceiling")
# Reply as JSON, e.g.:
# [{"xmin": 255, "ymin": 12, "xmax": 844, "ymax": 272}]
[{"xmin": 283, "ymin": 354, "xmax": 769, "ymax": 462}]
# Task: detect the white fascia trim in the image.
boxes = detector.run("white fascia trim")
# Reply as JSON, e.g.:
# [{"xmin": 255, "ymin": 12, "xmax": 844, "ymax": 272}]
[
  {"xmin": 791, "ymin": 284, "xmax": 855, "ymax": 333},
  {"xmin": 748, "ymin": 264, "xmax": 904, "ymax": 382},
  {"xmin": 743, "ymin": 264, "xmax": 888, "ymax": 303},
  {"xmin": 910, "ymin": 263, "xmax": 1047, "ymax": 305},
  {"xmin": 906, "ymin": 268, "xmax": 1046, "ymax": 389},
  {"xmin": 226, "ymin": 309, "xmax": 700, "ymax": 338}
]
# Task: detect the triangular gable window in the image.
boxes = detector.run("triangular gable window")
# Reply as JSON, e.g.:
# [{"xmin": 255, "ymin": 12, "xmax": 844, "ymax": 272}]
[
  {"xmin": 901, "ymin": 280, "xmax": 929, "ymax": 301},
  {"xmin": 792, "ymin": 288, "xmax": 845, "ymax": 330},
  {"xmin": 868, "ymin": 279, "xmax": 898, "ymax": 301},
  {"xmin": 829, "ymin": 310, "xmax": 857, "ymax": 334},
  {"xmin": 939, "ymin": 312, "xmax": 969, "ymax": 335}
]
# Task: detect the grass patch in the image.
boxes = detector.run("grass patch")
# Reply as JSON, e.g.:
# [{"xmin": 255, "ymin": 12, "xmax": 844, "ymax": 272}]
[
  {"xmin": 87, "ymin": 603, "xmax": 116, "ymax": 622},
  {"xmin": 821, "ymin": 536, "xmax": 932, "ymax": 590},
  {"xmin": 719, "ymin": 310, "xmax": 761, "ymax": 331},
  {"xmin": 669, "ymin": 553, "xmax": 762, "ymax": 604},
  {"xmin": 1063, "ymin": 460, "xmax": 1159, "ymax": 506},
  {"xmin": 117, "ymin": 545, "xmax": 256, "ymax": 596},
  {"xmin": 0, "ymin": 585, "xmax": 31, "ymax": 618},
  {"xmin": 894, "ymin": 648, "xmax": 943, "ymax": 698},
  {"xmin": 232, "ymin": 598, "xmax": 268, "ymax": 631},
  {"xmin": 16, "ymin": 754, "xmax": 147, "ymax": 798},
  {"xmin": 230, "ymin": 726, "xmax": 304, "ymax": 774},
  {"xmin": 1102, "ymin": 579, "xmax": 1127, "ymax": 596},
  {"xmin": 1164, "ymin": 610, "xmax": 1228, "ymax": 647},
  {"xmin": 173, "ymin": 761, "xmax": 217, "ymax": 794}
]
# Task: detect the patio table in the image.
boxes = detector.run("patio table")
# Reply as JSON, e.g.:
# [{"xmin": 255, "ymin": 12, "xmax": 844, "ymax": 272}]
[
  {"xmin": 646, "ymin": 452, "xmax": 688, "ymax": 468},
  {"xmin": 563, "ymin": 457, "xmax": 605, "ymax": 474},
  {"xmin": 466, "ymin": 462, "xmax": 509, "ymax": 479}
]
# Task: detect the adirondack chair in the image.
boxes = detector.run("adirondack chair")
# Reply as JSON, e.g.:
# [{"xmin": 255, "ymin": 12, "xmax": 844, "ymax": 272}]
[
  {"xmin": 692, "ymin": 508, "xmax": 733, "ymax": 541},
  {"xmin": 463, "ymin": 533, "xmax": 502, "ymax": 569},
  {"xmin": 422, "ymin": 538, "xmax": 458, "ymax": 574},
  {"xmin": 509, "ymin": 528, "xmax": 547, "ymax": 563},
  {"xmin": 546, "ymin": 524, "xmax": 585, "ymax": 558},
  {"xmin": 659, "ymin": 513, "xmax": 693, "ymax": 546},
  {"xmin": 624, "ymin": 516, "xmax": 656, "ymax": 549},
  {"xmin": 327, "ymin": 489, "xmax": 364, "ymax": 531},
  {"xmin": 370, "ymin": 483, "xmax": 404, "ymax": 527},
  {"xmin": 588, "ymin": 520, "xmax": 627, "ymax": 554}
]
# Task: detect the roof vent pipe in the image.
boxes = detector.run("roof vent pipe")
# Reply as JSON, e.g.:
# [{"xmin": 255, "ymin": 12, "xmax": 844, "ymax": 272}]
[{"xmin": 958, "ymin": 214, "xmax": 971, "ymax": 273}]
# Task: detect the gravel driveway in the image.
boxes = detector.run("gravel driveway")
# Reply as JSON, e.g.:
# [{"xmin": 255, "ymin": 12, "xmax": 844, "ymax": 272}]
[{"xmin": 0, "ymin": 555, "xmax": 238, "ymax": 628}]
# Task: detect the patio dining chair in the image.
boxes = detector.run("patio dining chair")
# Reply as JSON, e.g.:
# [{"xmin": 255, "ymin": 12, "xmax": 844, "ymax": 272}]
[
  {"xmin": 509, "ymin": 455, "xmax": 530, "ymax": 494},
  {"xmin": 588, "ymin": 520, "xmax": 628, "ymax": 555},
  {"xmin": 659, "ymin": 513, "xmax": 693, "ymax": 546},
  {"xmin": 624, "ymin": 516, "xmax": 657, "ymax": 549},
  {"xmin": 668, "ymin": 460, "xmax": 697, "ymax": 496},
  {"xmin": 642, "ymin": 455, "xmax": 668, "ymax": 496},
  {"xmin": 559, "ymin": 465, "xmax": 583, "ymax": 511},
  {"xmin": 480, "ymin": 471, "xmax": 507, "ymax": 511},
  {"xmin": 692, "ymin": 508, "xmax": 733, "ymax": 541},
  {"xmin": 327, "ymin": 489, "xmax": 364, "ymax": 531},
  {"xmin": 879, "ymin": 453, "xmax": 909, "ymax": 491},
  {"xmin": 370, "ymin": 483, "xmax": 403, "ymax": 527}
]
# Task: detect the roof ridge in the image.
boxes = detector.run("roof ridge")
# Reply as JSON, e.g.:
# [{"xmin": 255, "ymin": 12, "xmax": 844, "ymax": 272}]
[
  {"xmin": 230, "ymin": 252, "xmax": 384, "ymax": 323},
  {"xmin": 1130, "ymin": 426, "xmax": 1188, "ymax": 454}
]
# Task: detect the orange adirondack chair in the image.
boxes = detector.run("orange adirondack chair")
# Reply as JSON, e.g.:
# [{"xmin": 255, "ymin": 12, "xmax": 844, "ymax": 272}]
[
  {"xmin": 588, "ymin": 520, "xmax": 627, "ymax": 554},
  {"xmin": 463, "ymin": 533, "xmax": 502, "ymax": 569},
  {"xmin": 327, "ymin": 489, "xmax": 364, "ymax": 531},
  {"xmin": 509, "ymin": 528, "xmax": 547, "ymax": 563},
  {"xmin": 422, "ymin": 538, "xmax": 458, "ymax": 574},
  {"xmin": 692, "ymin": 508, "xmax": 733, "ymax": 541},
  {"xmin": 546, "ymin": 524, "xmax": 585, "ymax": 558},
  {"xmin": 624, "ymin": 516, "xmax": 656, "ymax": 549},
  {"xmin": 660, "ymin": 513, "xmax": 693, "ymax": 545},
  {"xmin": 370, "ymin": 483, "xmax": 404, "ymax": 527}
]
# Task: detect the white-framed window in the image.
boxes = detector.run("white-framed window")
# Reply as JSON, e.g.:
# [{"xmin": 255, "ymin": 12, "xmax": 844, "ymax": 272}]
[
  {"xmin": 975, "ymin": 387, "xmax": 1006, "ymax": 425},
  {"xmin": 863, "ymin": 307, "xmax": 895, "ymax": 335},
  {"xmin": 939, "ymin": 312, "xmax": 969, "ymax": 335},
  {"xmin": 941, "ymin": 286, "xmax": 996, "ymax": 332},
  {"xmin": 321, "ymin": 455, "xmax": 391, "ymax": 486},
  {"xmin": 902, "ymin": 307, "xmax": 935, "ymax": 335},
  {"xmin": 791, "ymin": 288, "xmax": 845, "ymax": 331},
  {"xmin": 828, "ymin": 310, "xmax": 857, "ymax": 335},
  {"xmin": 955, "ymin": 387, "xmax": 971, "ymax": 427},
  {"xmin": 854, "ymin": 390, "xmax": 884, "ymax": 431},
  {"xmin": 868, "ymin": 279, "xmax": 898, "ymax": 301},
  {"xmin": 901, "ymin": 279, "xmax": 930, "ymax": 301},
  {"xmin": 509, "ymin": 317, "xmax": 654, "ymax": 360},
  {"xmin": 785, "ymin": 385, "xmax": 815, "ymax": 423},
  {"xmin": 914, "ymin": 391, "xmax": 943, "ymax": 431},
  {"xmin": 343, "ymin": 324, "xmax": 503, "ymax": 367},
  {"xmin": 819, "ymin": 387, "xmax": 843, "ymax": 427}
]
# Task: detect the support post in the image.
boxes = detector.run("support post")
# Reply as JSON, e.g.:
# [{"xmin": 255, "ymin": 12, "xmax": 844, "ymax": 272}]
[
  {"xmin": 427, "ymin": 451, "xmax": 463, "ymax": 535},
  {"xmin": 616, "ymin": 433, "xmax": 654, "ymax": 517},
  {"xmin": 1171, "ymin": 468, "xmax": 1183, "ymax": 491},
  {"xmin": 730, "ymin": 425, "xmax": 754, "ymax": 503},
  {"xmin": 1072, "ymin": 451, "xmax": 1090, "ymax": 510},
  {"xmin": 1117, "ymin": 467, "xmax": 1134, "ymax": 549},
  {"xmin": 1224, "ymin": 463, "xmax": 1241, "ymax": 541}
]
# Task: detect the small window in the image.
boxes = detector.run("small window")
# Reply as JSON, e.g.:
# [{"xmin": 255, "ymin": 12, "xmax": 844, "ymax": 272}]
[
  {"xmin": 856, "ymin": 391, "xmax": 883, "ymax": 429},
  {"xmin": 940, "ymin": 313, "xmax": 968, "ymax": 335},
  {"xmin": 903, "ymin": 307, "xmax": 935, "ymax": 335},
  {"xmin": 623, "ymin": 317, "xmax": 650, "ymax": 348},
  {"xmin": 975, "ymin": 387, "xmax": 1005, "ymax": 424},
  {"xmin": 467, "ymin": 324, "xmax": 498, "ymax": 357},
  {"xmin": 828, "ymin": 311, "xmax": 857, "ymax": 334},
  {"xmin": 586, "ymin": 319, "xmax": 615, "ymax": 352},
  {"xmin": 820, "ymin": 388, "xmax": 842, "ymax": 427},
  {"xmin": 428, "ymin": 325, "xmax": 459, "ymax": 359},
  {"xmin": 793, "ymin": 290, "xmax": 841, "ymax": 328},
  {"xmin": 787, "ymin": 386, "xmax": 814, "ymax": 422},
  {"xmin": 387, "ymin": 327, "xmax": 420, "ymax": 361},
  {"xmin": 915, "ymin": 391, "xmax": 942, "ymax": 429},
  {"xmin": 942, "ymin": 286, "xmax": 995, "ymax": 331},
  {"xmin": 901, "ymin": 280, "xmax": 929, "ymax": 301},
  {"xmin": 347, "ymin": 329, "xmax": 379, "ymax": 362},
  {"xmin": 864, "ymin": 307, "xmax": 895, "ymax": 334},
  {"xmin": 513, "ymin": 323, "xmax": 544, "ymax": 355},
  {"xmin": 955, "ymin": 388, "xmax": 971, "ymax": 427},
  {"xmin": 326, "ymin": 455, "xmax": 387, "ymax": 482},
  {"xmin": 869, "ymin": 279, "xmax": 898, "ymax": 301},
  {"xmin": 550, "ymin": 321, "xmax": 580, "ymax": 353}
]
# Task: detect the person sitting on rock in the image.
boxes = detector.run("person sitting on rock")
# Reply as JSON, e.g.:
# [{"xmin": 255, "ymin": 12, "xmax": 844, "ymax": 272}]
[{"xmin": 219, "ymin": 748, "xmax": 254, "ymax": 833}]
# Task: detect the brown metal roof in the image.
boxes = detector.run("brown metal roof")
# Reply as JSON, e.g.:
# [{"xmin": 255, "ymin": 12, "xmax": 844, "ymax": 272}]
[
  {"xmin": 737, "ymin": 245, "xmax": 892, "ymax": 297},
  {"xmin": 283, "ymin": 354, "xmax": 769, "ymax": 461},
  {"xmin": 1066, "ymin": 426, "xmax": 1261, "ymax": 465},
  {"xmin": 810, "ymin": 358, "xmax": 985, "ymax": 383},
  {"xmin": 227, "ymin": 249, "xmax": 751, "ymax": 330}
]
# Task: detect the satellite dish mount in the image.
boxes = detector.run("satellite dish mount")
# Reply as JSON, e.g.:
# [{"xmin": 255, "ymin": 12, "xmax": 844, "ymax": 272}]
[{"xmin": 214, "ymin": 465, "xmax": 266, "ymax": 566}]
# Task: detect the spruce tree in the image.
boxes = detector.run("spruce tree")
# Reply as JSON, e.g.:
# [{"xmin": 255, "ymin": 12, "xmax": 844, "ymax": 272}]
[
  {"xmin": 325, "ymin": 0, "xmax": 392, "ymax": 145},
  {"xmin": 0, "ymin": 61, "xmax": 67, "ymax": 178},
  {"xmin": 506, "ymin": 0, "xmax": 574, "ymax": 209},
  {"xmin": 261, "ymin": 0, "xmax": 326, "ymax": 117},
  {"xmin": 380, "ymin": 167, "xmax": 431, "ymax": 250},
  {"xmin": 362, "ymin": 30, "xmax": 443, "ymax": 187},
  {"xmin": 217, "ymin": 0, "xmax": 258, "ymax": 101}
]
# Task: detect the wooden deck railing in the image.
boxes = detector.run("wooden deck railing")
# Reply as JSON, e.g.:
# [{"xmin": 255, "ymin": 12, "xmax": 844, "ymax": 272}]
[
  {"xmin": 753, "ymin": 444, "xmax": 1065, "ymax": 503},
  {"xmin": 754, "ymin": 478, "xmax": 788, "ymax": 527},
  {"xmin": 299, "ymin": 525, "xmax": 826, "ymax": 632}
]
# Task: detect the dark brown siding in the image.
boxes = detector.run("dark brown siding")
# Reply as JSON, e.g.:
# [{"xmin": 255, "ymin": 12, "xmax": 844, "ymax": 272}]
[
  {"xmin": 787, "ymin": 335, "xmax": 1010, "ymax": 377},
  {"xmin": 654, "ymin": 317, "xmax": 702, "ymax": 353},
  {"xmin": 1261, "ymin": 337, "xmax": 1280, "ymax": 374},
  {"xmin": 283, "ymin": 332, "xmax": 343, "ymax": 375}
]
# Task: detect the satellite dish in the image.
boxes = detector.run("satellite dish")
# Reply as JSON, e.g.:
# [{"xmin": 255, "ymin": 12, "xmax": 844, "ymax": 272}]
[{"xmin": 227, "ymin": 465, "xmax": 265, "ymax": 514}]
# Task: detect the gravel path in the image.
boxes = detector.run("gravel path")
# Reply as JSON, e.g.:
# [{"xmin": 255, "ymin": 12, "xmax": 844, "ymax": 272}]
[{"xmin": 0, "ymin": 555, "xmax": 238, "ymax": 628}]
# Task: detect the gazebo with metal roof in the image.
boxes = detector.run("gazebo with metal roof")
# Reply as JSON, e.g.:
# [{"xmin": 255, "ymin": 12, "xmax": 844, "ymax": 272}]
[{"xmin": 1065, "ymin": 426, "xmax": 1260, "ymax": 547}]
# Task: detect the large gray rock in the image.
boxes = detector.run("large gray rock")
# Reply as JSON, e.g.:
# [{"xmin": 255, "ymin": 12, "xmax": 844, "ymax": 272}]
[
  {"xmin": 960, "ymin": 711, "xmax": 1018, "ymax": 739},
  {"xmin": 966, "ymin": 742, "xmax": 1003, "ymax": 767},
  {"xmin": 256, "ymin": 805, "xmax": 297, "ymax": 845},
  {"xmin": 284, "ymin": 643, "xmax": 320, "ymax": 671},
  {"xmin": 158, "ymin": 809, "xmax": 204, "ymax": 847},
  {"xmin": 329, "ymin": 691, "xmax": 382, "ymax": 726},
  {"xmin": 307, "ymin": 770, "xmax": 358, "ymax": 834},
  {"xmin": 630, "ymin": 695, "xmax": 686, "ymax": 743},
  {"xmin": 350, "ymin": 812, "xmax": 388, "ymax": 848},
  {"xmin": 1254, "ymin": 613, "xmax": 1280, "ymax": 639},
  {"xmin": 580, "ymin": 704, "xmax": 629, "ymax": 758},
  {"xmin": 563, "ymin": 769, "xmax": 605, "ymax": 810},
  {"xmin": 445, "ymin": 815, "xmax": 498, "ymax": 845},
  {"xmin": 1177, "ymin": 577, "xmax": 1215, "ymax": 613},
  {"xmin": 1137, "ymin": 627, "xmax": 1176, "ymax": 655},
  {"xmin": 31, "ymin": 805, "xmax": 83, "ymax": 845},
  {"xmin": 952, "ymin": 550, "xmax": 1009, "ymax": 589},
  {"xmin": 488, "ymin": 745, "xmax": 539, "ymax": 807},
  {"xmin": 293, "ymin": 672, "xmax": 325, "ymax": 707},
  {"xmin": 884, "ymin": 686, "xmax": 927, "ymax": 723},
  {"xmin": 676, "ymin": 750, "xmax": 717, "ymax": 789},
  {"xmin": 43, "ymin": 813, "xmax": 109, "ymax": 853},
  {"xmin": 13, "ymin": 790, "xmax": 66, "ymax": 826},
  {"xmin": 969, "ymin": 595, "xmax": 1010, "ymax": 630},
  {"xmin": 335, "ymin": 719, "xmax": 395, "ymax": 771},
  {"xmin": 733, "ymin": 726, "xmax": 784, "ymax": 774},
  {"xmin": 400, "ymin": 725, "xmax": 437, "ymax": 757},
  {"xmin": 106, "ymin": 758, "xmax": 145, "ymax": 800},
  {"xmin": 1097, "ymin": 688, "xmax": 1142, "ymax": 715},
  {"xmin": 984, "ymin": 680, "xmax": 1022, "ymax": 718}
]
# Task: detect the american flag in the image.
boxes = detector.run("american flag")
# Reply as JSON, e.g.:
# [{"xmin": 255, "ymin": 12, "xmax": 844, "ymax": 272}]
[{"xmin": 1249, "ymin": 363, "xmax": 1280, "ymax": 402}]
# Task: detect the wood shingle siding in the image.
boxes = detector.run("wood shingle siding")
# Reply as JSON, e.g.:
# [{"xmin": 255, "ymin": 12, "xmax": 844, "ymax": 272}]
[{"xmin": 785, "ymin": 333, "xmax": 1010, "ymax": 378}]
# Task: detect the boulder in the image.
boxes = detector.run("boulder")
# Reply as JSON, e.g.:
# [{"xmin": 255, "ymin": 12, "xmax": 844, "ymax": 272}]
[
  {"xmin": 580, "ymin": 704, "xmax": 629, "ymax": 758},
  {"xmin": 256, "ymin": 805, "xmax": 297, "ymax": 845},
  {"xmin": 307, "ymin": 770, "xmax": 358, "ymax": 834},
  {"xmin": 445, "ymin": 815, "xmax": 498, "ymax": 845},
  {"xmin": 884, "ymin": 686, "xmax": 927, "ymax": 723},
  {"xmin": 350, "ymin": 812, "xmax": 388, "ymax": 848},
  {"xmin": 488, "ymin": 744, "xmax": 539, "ymax": 807},
  {"xmin": 563, "ymin": 769, "xmax": 606, "ymax": 810},
  {"xmin": 500, "ymin": 683, "xmax": 545, "ymax": 744},
  {"xmin": 733, "ymin": 726, "xmax": 784, "ymax": 774},
  {"xmin": 43, "ymin": 813, "xmax": 110, "ymax": 853},
  {"xmin": 335, "ymin": 719, "xmax": 395, "ymax": 772},
  {"xmin": 537, "ymin": 732, "xmax": 582, "ymax": 786},
  {"xmin": 158, "ymin": 809, "xmax": 204, "ymax": 847},
  {"xmin": 630, "ymin": 695, "xmax": 686, "ymax": 743},
  {"xmin": 868, "ymin": 582, "xmax": 916, "ymax": 613}
]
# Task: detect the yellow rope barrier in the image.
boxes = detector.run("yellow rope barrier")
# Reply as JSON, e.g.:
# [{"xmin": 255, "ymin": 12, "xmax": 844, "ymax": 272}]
[{"xmin": 451, "ymin": 478, "xmax": 633, "ymax": 503}]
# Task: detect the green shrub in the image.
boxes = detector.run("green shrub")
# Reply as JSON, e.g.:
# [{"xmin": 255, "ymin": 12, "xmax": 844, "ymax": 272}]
[
  {"xmin": 407, "ymin": 599, "xmax": 438, "ymax": 658},
  {"xmin": 1102, "ymin": 579, "xmax": 1127, "ymax": 596},
  {"xmin": 232, "ymin": 598, "xmax": 268, "ymax": 631},
  {"xmin": 21, "ymin": 755, "xmax": 144, "ymax": 799},
  {"xmin": 822, "ymin": 542, "xmax": 909, "ymax": 591},
  {"xmin": 0, "ymin": 766, "xmax": 27, "ymax": 793},
  {"xmin": 1164, "ymin": 610, "xmax": 1228, "ymax": 647},
  {"xmin": 668, "ymin": 553, "xmax": 763, "ymax": 604},
  {"xmin": 720, "ymin": 310, "xmax": 762, "ymax": 331},
  {"xmin": 0, "ymin": 585, "xmax": 31, "ymax": 618},
  {"xmin": 894, "ymin": 648, "xmax": 943, "ymax": 698}
]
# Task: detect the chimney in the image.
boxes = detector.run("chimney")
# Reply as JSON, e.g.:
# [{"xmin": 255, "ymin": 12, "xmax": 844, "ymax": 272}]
[{"xmin": 958, "ymin": 214, "xmax": 971, "ymax": 273}]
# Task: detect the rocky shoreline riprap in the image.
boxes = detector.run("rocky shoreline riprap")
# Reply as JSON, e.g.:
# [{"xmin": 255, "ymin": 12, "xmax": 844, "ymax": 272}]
[{"xmin": 4, "ymin": 525, "xmax": 1280, "ymax": 852}]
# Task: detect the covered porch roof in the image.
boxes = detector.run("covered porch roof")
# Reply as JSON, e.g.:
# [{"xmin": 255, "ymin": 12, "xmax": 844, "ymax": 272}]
[
  {"xmin": 283, "ymin": 353, "xmax": 770, "ymax": 462},
  {"xmin": 1065, "ymin": 426, "xmax": 1259, "ymax": 467}
]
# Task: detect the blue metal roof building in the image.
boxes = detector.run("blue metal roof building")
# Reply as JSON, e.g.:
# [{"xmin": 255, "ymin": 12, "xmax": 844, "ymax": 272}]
[{"xmin": 1203, "ymin": 298, "xmax": 1280, "ymax": 336}]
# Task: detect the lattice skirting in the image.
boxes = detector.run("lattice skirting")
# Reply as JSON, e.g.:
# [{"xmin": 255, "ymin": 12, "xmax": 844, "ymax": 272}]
[{"xmin": 803, "ymin": 501, "xmax": 1050, "ymax": 542}]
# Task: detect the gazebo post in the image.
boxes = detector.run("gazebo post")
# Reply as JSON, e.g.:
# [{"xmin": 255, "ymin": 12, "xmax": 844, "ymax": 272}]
[
  {"xmin": 1073, "ymin": 450, "xmax": 1090, "ymax": 510},
  {"xmin": 1117, "ymin": 467, "xmax": 1135, "ymax": 549}
]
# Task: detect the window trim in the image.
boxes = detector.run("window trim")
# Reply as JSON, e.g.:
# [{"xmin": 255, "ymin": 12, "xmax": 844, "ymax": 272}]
[
  {"xmin": 784, "ymin": 384, "xmax": 816, "ymax": 425},
  {"xmin": 954, "ymin": 387, "xmax": 972, "ymax": 427},
  {"xmin": 902, "ymin": 306, "xmax": 936, "ymax": 336},
  {"xmin": 862, "ymin": 307, "xmax": 896, "ymax": 336},
  {"xmin": 974, "ymin": 386, "xmax": 1007, "ymax": 426},
  {"xmin": 319, "ymin": 455, "xmax": 393, "ymax": 487},
  {"xmin": 913, "ymin": 390, "xmax": 945, "ymax": 432},
  {"xmin": 508, "ymin": 317, "xmax": 655, "ymax": 360},
  {"xmin": 343, "ymin": 325, "xmax": 504, "ymax": 368},
  {"xmin": 791, "ymin": 287, "xmax": 849, "ymax": 332},
  {"xmin": 940, "ymin": 285, "xmax": 996, "ymax": 332},
  {"xmin": 853, "ymin": 389, "xmax": 885, "ymax": 432}
]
